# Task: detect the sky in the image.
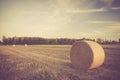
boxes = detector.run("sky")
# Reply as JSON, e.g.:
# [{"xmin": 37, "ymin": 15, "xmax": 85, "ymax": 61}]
[{"xmin": 0, "ymin": 0, "xmax": 120, "ymax": 41}]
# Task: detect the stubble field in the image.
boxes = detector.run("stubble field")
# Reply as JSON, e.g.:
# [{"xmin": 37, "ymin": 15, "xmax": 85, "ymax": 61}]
[{"xmin": 0, "ymin": 44, "xmax": 120, "ymax": 80}]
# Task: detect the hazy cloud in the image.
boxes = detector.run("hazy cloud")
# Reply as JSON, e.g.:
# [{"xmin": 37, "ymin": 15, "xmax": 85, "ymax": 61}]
[
  {"xmin": 111, "ymin": 7, "xmax": 120, "ymax": 10},
  {"xmin": 0, "ymin": 0, "xmax": 120, "ymax": 40},
  {"xmin": 66, "ymin": 8, "xmax": 106, "ymax": 13},
  {"xmin": 100, "ymin": 0, "xmax": 114, "ymax": 8},
  {"xmin": 87, "ymin": 20, "xmax": 119, "ymax": 24},
  {"xmin": 106, "ymin": 23, "xmax": 120, "ymax": 33}
]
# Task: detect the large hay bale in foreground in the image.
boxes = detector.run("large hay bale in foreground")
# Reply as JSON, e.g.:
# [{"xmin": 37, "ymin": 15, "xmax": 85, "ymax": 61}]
[{"xmin": 70, "ymin": 41, "xmax": 105, "ymax": 72}]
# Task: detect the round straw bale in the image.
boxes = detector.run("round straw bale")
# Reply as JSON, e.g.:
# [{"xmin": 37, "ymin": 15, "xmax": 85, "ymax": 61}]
[
  {"xmin": 12, "ymin": 44, "xmax": 15, "ymax": 47},
  {"xmin": 25, "ymin": 44, "xmax": 28, "ymax": 47},
  {"xmin": 70, "ymin": 40, "xmax": 105, "ymax": 72}
]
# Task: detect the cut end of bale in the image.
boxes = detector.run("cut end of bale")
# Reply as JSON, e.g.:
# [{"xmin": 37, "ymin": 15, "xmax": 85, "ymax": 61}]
[{"xmin": 70, "ymin": 40, "xmax": 105, "ymax": 72}]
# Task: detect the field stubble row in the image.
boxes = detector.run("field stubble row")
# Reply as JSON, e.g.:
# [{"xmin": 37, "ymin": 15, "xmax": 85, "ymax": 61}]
[{"xmin": 0, "ymin": 45, "xmax": 120, "ymax": 80}]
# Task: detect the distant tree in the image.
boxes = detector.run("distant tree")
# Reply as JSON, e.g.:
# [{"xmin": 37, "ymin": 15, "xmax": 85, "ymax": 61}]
[
  {"xmin": 97, "ymin": 38, "xmax": 102, "ymax": 44},
  {"xmin": 3, "ymin": 36, "xmax": 117, "ymax": 45},
  {"xmin": 111, "ymin": 40, "xmax": 117, "ymax": 44},
  {"xmin": 27, "ymin": 37, "xmax": 32, "ymax": 44},
  {"xmin": 7, "ymin": 37, "xmax": 12, "ymax": 44},
  {"xmin": 2, "ymin": 36, "xmax": 8, "ymax": 45},
  {"xmin": 81, "ymin": 38, "xmax": 86, "ymax": 40},
  {"xmin": 0, "ymin": 40, "xmax": 1, "ymax": 45}
]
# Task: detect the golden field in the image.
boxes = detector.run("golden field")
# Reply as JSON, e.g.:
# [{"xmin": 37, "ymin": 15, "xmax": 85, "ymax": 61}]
[{"xmin": 0, "ymin": 45, "xmax": 120, "ymax": 80}]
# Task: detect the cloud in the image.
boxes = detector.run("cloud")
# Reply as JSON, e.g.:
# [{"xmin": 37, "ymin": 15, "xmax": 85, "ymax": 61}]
[
  {"xmin": 111, "ymin": 7, "xmax": 120, "ymax": 10},
  {"xmin": 102, "ymin": 24, "xmax": 120, "ymax": 40},
  {"xmin": 87, "ymin": 20, "xmax": 119, "ymax": 24},
  {"xmin": 92, "ymin": 23, "xmax": 120, "ymax": 35},
  {"xmin": 118, "ymin": 33, "xmax": 120, "ymax": 35},
  {"xmin": 45, "ymin": 0, "xmax": 119, "ymax": 14},
  {"xmin": 78, "ymin": 22, "xmax": 120, "ymax": 40},
  {"xmin": 78, "ymin": 30, "xmax": 104, "ymax": 38},
  {"xmin": 66, "ymin": 8, "xmax": 106, "ymax": 13},
  {"xmin": 106, "ymin": 23, "xmax": 120, "ymax": 33},
  {"xmin": 93, "ymin": 30, "xmax": 104, "ymax": 34},
  {"xmin": 87, "ymin": 20, "xmax": 120, "ymax": 35},
  {"xmin": 100, "ymin": 0, "xmax": 114, "ymax": 8}
]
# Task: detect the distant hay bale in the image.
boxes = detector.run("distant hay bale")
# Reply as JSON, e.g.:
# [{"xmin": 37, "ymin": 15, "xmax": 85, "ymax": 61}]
[
  {"xmin": 70, "ymin": 40, "xmax": 105, "ymax": 72},
  {"xmin": 25, "ymin": 44, "xmax": 28, "ymax": 47},
  {"xmin": 12, "ymin": 44, "xmax": 16, "ymax": 47}
]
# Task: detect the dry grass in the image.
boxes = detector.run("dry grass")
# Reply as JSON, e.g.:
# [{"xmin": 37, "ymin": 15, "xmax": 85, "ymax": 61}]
[{"xmin": 0, "ymin": 45, "xmax": 120, "ymax": 80}]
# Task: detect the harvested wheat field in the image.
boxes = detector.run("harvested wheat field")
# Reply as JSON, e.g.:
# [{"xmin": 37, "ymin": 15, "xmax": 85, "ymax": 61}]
[{"xmin": 0, "ymin": 45, "xmax": 120, "ymax": 80}]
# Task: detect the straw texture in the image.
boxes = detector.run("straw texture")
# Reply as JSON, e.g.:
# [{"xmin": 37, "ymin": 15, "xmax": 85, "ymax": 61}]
[{"xmin": 70, "ymin": 41, "xmax": 105, "ymax": 72}]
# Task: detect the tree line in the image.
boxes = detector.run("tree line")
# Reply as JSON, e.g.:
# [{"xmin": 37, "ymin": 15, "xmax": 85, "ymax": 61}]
[
  {"xmin": 1, "ymin": 36, "xmax": 95, "ymax": 45},
  {"xmin": 0, "ymin": 36, "xmax": 120, "ymax": 45}
]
